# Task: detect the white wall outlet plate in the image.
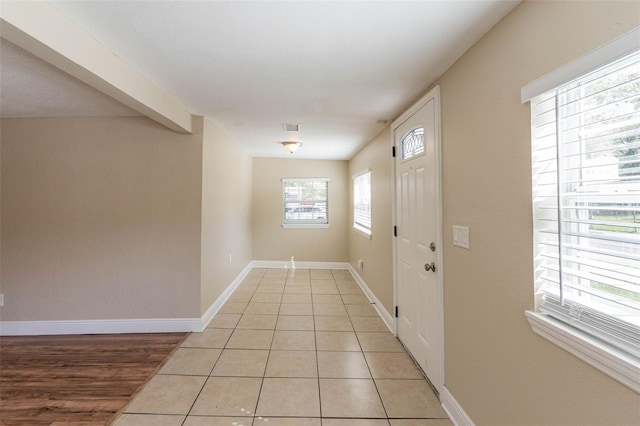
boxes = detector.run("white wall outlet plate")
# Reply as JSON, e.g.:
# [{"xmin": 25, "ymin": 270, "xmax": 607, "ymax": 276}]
[{"xmin": 453, "ymin": 225, "xmax": 470, "ymax": 249}]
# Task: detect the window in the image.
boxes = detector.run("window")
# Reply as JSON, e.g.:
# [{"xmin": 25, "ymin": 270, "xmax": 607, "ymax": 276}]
[
  {"xmin": 353, "ymin": 169, "xmax": 372, "ymax": 237},
  {"xmin": 283, "ymin": 178, "xmax": 329, "ymax": 228},
  {"xmin": 524, "ymin": 33, "xmax": 640, "ymax": 391},
  {"xmin": 401, "ymin": 128, "xmax": 425, "ymax": 160}
]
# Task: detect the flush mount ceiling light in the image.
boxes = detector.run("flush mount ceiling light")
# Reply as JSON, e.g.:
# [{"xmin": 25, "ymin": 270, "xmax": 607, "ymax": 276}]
[{"xmin": 281, "ymin": 141, "xmax": 302, "ymax": 154}]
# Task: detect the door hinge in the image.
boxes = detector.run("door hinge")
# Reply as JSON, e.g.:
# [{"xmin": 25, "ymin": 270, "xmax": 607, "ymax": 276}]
[
  {"xmin": 395, "ymin": 306, "xmax": 398, "ymax": 318},
  {"xmin": 392, "ymin": 146, "xmax": 396, "ymax": 157},
  {"xmin": 393, "ymin": 226, "xmax": 397, "ymax": 237}
]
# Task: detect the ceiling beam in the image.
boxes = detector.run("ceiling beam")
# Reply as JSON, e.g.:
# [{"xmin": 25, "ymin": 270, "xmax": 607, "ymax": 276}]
[{"xmin": 0, "ymin": 1, "xmax": 192, "ymax": 133}]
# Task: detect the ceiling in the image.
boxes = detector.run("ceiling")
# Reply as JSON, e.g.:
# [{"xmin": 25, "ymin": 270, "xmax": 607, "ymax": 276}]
[{"xmin": 1, "ymin": 1, "xmax": 520, "ymax": 160}]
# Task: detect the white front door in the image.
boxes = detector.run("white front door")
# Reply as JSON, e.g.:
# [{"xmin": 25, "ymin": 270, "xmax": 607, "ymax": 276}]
[{"xmin": 393, "ymin": 86, "xmax": 443, "ymax": 393}]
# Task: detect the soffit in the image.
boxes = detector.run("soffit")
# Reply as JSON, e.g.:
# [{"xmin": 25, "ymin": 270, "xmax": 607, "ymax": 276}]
[{"xmin": 0, "ymin": 38, "xmax": 140, "ymax": 118}]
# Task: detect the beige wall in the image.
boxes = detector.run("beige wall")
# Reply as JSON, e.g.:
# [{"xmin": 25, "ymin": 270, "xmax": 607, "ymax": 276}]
[
  {"xmin": 200, "ymin": 119, "xmax": 253, "ymax": 315},
  {"xmin": 348, "ymin": 126, "xmax": 394, "ymax": 314},
  {"xmin": 1, "ymin": 116, "xmax": 204, "ymax": 320},
  {"xmin": 432, "ymin": 1, "xmax": 640, "ymax": 424},
  {"xmin": 252, "ymin": 158, "xmax": 349, "ymax": 262},
  {"xmin": 345, "ymin": 1, "xmax": 640, "ymax": 423}
]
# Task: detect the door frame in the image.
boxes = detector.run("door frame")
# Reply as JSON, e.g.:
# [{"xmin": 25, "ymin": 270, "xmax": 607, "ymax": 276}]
[{"xmin": 390, "ymin": 85, "xmax": 444, "ymax": 392}]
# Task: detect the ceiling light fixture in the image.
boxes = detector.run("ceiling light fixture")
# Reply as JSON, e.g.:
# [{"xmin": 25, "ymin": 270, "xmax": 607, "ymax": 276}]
[{"xmin": 281, "ymin": 141, "xmax": 302, "ymax": 154}]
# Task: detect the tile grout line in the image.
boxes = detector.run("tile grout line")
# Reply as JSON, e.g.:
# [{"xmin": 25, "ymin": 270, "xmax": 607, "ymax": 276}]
[
  {"xmin": 313, "ymin": 270, "xmax": 323, "ymax": 422},
  {"xmin": 252, "ymin": 268, "xmax": 306, "ymax": 424},
  {"xmin": 130, "ymin": 267, "xmax": 447, "ymax": 425},
  {"xmin": 246, "ymin": 269, "xmax": 270, "ymax": 426},
  {"xmin": 349, "ymin": 288, "xmax": 392, "ymax": 422},
  {"xmin": 250, "ymin": 270, "xmax": 272, "ymax": 423},
  {"xmin": 180, "ymin": 271, "xmax": 259, "ymax": 426}
]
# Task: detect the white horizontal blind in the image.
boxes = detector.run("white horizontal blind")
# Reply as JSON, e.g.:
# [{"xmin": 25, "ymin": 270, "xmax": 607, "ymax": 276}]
[
  {"xmin": 353, "ymin": 170, "xmax": 371, "ymax": 234},
  {"xmin": 531, "ymin": 50, "xmax": 640, "ymax": 357},
  {"xmin": 283, "ymin": 178, "xmax": 329, "ymax": 225}
]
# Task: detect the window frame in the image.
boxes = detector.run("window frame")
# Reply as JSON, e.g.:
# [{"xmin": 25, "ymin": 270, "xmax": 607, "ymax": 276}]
[
  {"xmin": 522, "ymin": 27, "xmax": 640, "ymax": 393},
  {"xmin": 353, "ymin": 169, "xmax": 372, "ymax": 239},
  {"xmin": 282, "ymin": 178, "xmax": 330, "ymax": 229}
]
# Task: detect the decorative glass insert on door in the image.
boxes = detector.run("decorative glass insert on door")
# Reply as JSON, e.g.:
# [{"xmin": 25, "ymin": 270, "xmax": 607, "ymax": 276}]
[{"xmin": 402, "ymin": 128, "xmax": 425, "ymax": 160}]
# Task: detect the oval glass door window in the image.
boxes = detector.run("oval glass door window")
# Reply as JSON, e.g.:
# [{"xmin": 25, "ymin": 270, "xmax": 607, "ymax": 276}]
[{"xmin": 401, "ymin": 127, "xmax": 425, "ymax": 160}]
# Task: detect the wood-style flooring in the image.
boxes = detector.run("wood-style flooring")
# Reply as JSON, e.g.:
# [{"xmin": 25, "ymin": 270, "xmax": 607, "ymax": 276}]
[{"xmin": 0, "ymin": 332, "xmax": 187, "ymax": 425}]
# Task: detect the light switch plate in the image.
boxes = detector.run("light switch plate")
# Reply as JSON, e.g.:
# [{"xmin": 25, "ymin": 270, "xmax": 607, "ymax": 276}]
[
  {"xmin": 0, "ymin": 293, "xmax": 4, "ymax": 307},
  {"xmin": 453, "ymin": 225, "xmax": 470, "ymax": 249}
]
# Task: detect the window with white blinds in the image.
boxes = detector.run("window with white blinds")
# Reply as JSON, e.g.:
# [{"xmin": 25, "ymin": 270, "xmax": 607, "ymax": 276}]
[
  {"xmin": 353, "ymin": 170, "xmax": 372, "ymax": 236},
  {"xmin": 530, "ymin": 49, "xmax": 640, "ymax": 358},
  {"xmin": 283, "ymin": 178, "xmax": 329, "ymax": 226}
]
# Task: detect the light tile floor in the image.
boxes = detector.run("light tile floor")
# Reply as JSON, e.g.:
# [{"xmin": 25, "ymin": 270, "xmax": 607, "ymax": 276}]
[{"xmin": 114, "ymin": 268, "xmax": 452, "ymax": 426}]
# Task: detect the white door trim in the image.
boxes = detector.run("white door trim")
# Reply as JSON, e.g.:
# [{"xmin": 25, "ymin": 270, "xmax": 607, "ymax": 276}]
[{"xmin": 391, "ymin": 85, "xmax": 444, "ymax": 392}]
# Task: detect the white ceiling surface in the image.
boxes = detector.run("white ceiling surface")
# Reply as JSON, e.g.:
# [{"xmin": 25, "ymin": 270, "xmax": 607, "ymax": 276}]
[{"xmin": 7, "ymin": 1, "xmax": 519, "ymax": 159}]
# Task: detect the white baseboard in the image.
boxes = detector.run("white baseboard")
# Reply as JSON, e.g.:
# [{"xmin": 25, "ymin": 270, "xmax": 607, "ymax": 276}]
[
  {"xmin": 198, "ymin": 262, "xmax": 253, "ymax": 331},
  {"xmin": 0, "ymin": 262, "xmax": 254, "ymax": 336},
  {"xmin": 1, "ymin": 262, "xmax": 473, "ymax": 423},
  {"xmin": 346, "ymin": 267, "xmax": 469, "ymax": 425},
  {"xmin": 0, "ymin": 317, "xmax": 201, "ymax": 336},
  {"xmin": 0, "ymin": 262, "xmax": 395, "ymax": 337},
  {"xmin": 251, "ymin": 260, "xmax": 350, "ymax": 270},
  {"xmin": 441, "ymin": 386, "xmax": 475, "ymax": 426},
  {"xmin": 347, "ymin": 265, "xmax": 395, "ymax": 334}
]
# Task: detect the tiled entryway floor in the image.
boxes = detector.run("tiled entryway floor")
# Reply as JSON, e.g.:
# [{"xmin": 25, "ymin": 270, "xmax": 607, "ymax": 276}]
[{"xmin": 114, "ymin": 268, "xmax": 452, "ymax": 426}]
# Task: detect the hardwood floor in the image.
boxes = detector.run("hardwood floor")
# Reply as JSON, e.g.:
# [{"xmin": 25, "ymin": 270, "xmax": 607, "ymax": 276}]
[{"xmin": 0, "ymin": 332, "xmax": 187, "ymax": 425}]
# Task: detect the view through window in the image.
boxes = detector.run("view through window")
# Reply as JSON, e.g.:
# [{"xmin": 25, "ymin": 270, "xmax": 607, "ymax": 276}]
[
  {"xmin": 531, "ymin": 49, "xmax": 640, "ymax": 356},
  {"xmin": 353, "ymin": 170, "xmax": 372, "ymax": 236},
  {"xmin": 283, "ymin": 178, "xmax": 329, "ymax": 225}
]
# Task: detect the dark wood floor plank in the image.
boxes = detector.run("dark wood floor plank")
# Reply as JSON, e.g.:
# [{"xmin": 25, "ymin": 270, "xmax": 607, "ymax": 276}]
[{"xmin": 0, "ymin": 332, "xmax": 187, "ymax": 425}]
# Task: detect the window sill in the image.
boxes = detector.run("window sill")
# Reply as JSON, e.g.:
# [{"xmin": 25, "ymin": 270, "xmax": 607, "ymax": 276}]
[
  {"xmin": 525, "ymin": 311, "xmax": 640, "ymax": 393},
  {"xmin": 353, "ymin": 226, "xmax": 372, "ymax": 240},
  {"xmin": 282, "ymin": 224, "xmax": 329, "ymax": 229}
]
